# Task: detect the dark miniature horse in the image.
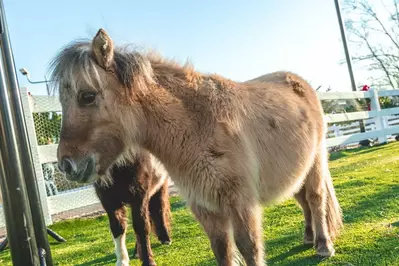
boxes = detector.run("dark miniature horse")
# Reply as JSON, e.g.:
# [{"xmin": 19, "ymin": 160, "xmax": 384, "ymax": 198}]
[{"xmin": 94, "ymin": 151, "xmax": 172, "ymax": 266}]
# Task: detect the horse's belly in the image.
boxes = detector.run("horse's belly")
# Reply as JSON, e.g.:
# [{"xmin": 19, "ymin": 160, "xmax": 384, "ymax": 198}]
[
  {"xmin": 255, "ymin": 129, "xmax": 319, "ymax": 204},
  {"xmin": 258, "ymin": 169, "xmax": 308, "ymax": 205}
]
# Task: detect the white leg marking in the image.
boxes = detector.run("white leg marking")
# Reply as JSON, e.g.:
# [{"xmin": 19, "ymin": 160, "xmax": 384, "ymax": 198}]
[{"xmin": 114, "ymin": 233, "xmax": 129, "ymax": 266}]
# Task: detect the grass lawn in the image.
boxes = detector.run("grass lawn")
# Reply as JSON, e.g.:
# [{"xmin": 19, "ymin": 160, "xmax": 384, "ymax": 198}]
[{"xmin": 1, "ymin": 142, "xmax": 398, "ymax": 265}]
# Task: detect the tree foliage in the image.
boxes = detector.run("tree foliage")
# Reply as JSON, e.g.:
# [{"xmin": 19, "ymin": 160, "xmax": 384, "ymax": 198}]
[
  {"xmin": 344, "ymin": 0, "xmax": 399, "ymax": 89},
  {"xmin": 33, "ymin": 112, "xmax": 62, "ymax": 145}
]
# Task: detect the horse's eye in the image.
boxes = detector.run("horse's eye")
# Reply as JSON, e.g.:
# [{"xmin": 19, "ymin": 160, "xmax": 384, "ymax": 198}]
[{"xmin": 78, "ymin": 91, "xmax": 97, "ymax": 106}]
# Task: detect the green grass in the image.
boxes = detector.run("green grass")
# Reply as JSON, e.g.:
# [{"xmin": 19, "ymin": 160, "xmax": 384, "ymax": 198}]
[{"xmin": 1, "ymin": 142, "xmax": 399, "ymax": 265}]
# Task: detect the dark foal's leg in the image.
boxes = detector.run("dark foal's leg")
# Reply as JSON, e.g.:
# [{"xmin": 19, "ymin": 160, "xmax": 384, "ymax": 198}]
[
  {"xmin": 294, "ymin": 186, "xmax": 314, "ymax": 244},
  {"xmin": 132, "ymin": 239, "xmax": 140, "ymax": 259},
  {"xmin": 107, "ymin": 206, "xmax": 129, "ymax": 266},
  {"xmin": 231, "ymin": 204, "xmax": 264, "ymax": 266},
  {"xmin": 191, "ymin": 204, "xmax": 234, "ymax": 266},
  {"xmin": 131, "ymin": 197, "xmax": 156, "ymax": 266},
  {"xmin": 149, "ymin": 181, "xmax": 172, "ymax": 244}
]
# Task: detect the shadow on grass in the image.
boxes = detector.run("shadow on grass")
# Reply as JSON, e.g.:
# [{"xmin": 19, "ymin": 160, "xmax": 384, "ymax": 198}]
[
  {"xmin": 329, "ymin": 151, "xmax": 349, "ymax": 161},
  {"xmin": 342, "ymin": 184, "xmax": 399, "ymax": 223},
  {"xmin": 391, "ymin": 221, "xmax": 399, "ymax": 227},
  {"xmin": 355, "ymin": 145, "xmax": 387, "ymax": 155},
  {"xmin": 334, "ymin": 178, "xmax": 367, "ymax": 190},
  {"xmin": 171, "ymin": 200, "xmax": 187, "ymax": 211},
  {"xmin": 265, "ymin": 232, "xmax": 322, "ymax": 265},
  {"xmin": 75, "ymin": 253, "xmax": 116, "ymax": 266},
  {"xmin": 268, "ymin": 244, "xmax": 316, "ymax": 265},
  {"xmin": 75, "ymin": 248, "xmax": 142, "ymax": 266},
  {"xmin": 328, "ymin": 145, "xmax": 387, "ymax": 162},
  {"xmin": 196, "ymin": 258, "xmax": 217, "ymax": 266}
]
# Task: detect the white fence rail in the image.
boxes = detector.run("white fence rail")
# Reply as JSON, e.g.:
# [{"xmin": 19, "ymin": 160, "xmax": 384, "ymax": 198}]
[
  {"xmin": 1, "ymin": 86, "xmax": 399, "ymax": 229},
  {"xmin": 321, "ymin": 88, "xmax": 399, "ymax": 147}
]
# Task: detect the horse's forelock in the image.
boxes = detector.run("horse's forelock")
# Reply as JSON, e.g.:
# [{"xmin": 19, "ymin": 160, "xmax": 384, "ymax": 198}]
[
  {"xmin": 48, "ymin": 40, "xmax": 155, "ymax": 97},
  {"xmin": 48, "ymin": 40, "xmax": 97, "ymax": 95}
]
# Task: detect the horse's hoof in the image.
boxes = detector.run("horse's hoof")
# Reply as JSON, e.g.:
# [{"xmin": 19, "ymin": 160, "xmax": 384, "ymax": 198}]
[
  {"xmin": 161, "ymin": 240, "xmax": 171, "ymax": 245},
  {"xmin": 315, "ymin": 237, "xmax": 335, "ymax": 257},
  {"xmin": 304, "ymin": 226, "xmax": 314, "ymax": 245},
  {"xmin": 132, "ymin": 249, "xmax": 139, "ymax": 259},
  {"xmin": 142, "ymin": 261, "xmax": 157, "ymax": 266},
  {"xmin": 303, "ymin": 238, "xmax": 314, "ymax": 245},
  {"xmin": 303, "ymin": 234, "xmax": 314, "ymax": 245},
  {"xmin": 116, "ymin": 259, "xmax": 130, "ymax": 266},
  {"xmin": 316, "ymin": 244, "xmax": 335, "ymax": 257}
]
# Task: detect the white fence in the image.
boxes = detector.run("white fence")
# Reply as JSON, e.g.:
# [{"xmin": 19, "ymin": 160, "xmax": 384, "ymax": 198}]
[
  {"xmin": 322, "ymin": 88, "xmax": 399, "ymax": 147},
  {"xmin": 0, "ymin": 86, "xmax": 399, "ymax": 229}
]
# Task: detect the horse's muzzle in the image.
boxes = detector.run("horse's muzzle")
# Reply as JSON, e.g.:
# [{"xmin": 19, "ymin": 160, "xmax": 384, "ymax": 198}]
[{"xmin": 58, "ymin": 155, "xmax": 96, "ymax": 183}]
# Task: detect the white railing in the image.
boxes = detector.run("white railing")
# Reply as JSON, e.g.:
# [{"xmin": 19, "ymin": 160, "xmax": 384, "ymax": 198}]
[
  {"xmin": 320, "ymin": 88, "xmax": 399, "ymax": 147},
  {"xmin": 1, "ymin": 86, "xmax": 399, "ymax": 229},
  {"xmin": 326, "ymin": 115, "xmax": 399, "ymax": 138}
]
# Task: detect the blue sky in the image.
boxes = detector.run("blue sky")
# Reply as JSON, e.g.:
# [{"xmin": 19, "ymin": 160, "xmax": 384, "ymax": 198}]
[{"xmin": 4, "ymin": 0, "xmax": 361, "ymax": 95}]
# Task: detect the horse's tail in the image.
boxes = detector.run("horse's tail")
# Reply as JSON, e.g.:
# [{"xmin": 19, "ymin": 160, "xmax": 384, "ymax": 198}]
[{"xmin": 324, "ymin": 170, "xmax": 343, "ymax": 240}]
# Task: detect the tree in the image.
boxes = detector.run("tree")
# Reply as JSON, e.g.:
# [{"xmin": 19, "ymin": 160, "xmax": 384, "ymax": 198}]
[
  {"xmin": 33, "ymin": 112, "xmax": 62, "ymax": 145},
  {"xmin": 344, "ymin": 0, "xmax": 399, "ymax": 89}
]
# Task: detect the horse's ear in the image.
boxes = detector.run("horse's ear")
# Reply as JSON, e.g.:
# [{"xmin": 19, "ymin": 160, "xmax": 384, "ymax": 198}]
[{"xmin": 92, "ymin": 28, "xmax": 114, "ymax": 70}]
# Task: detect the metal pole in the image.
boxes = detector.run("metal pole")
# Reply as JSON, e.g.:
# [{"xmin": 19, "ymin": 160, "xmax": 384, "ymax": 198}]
[
  {"xmin": 0, "ymin": 40, "xmax": 39, "ymax": 266},
  {"xmin": 334, "ymin": 0, "xmax": 357, "ymax": 92},
  {"xmin": 44, "ymin": 75, "xmax": 50, "ymax": 95},
  {"xmin": 0, "ymin": 0, "xmax": 53, "ymax": 265},
  {"xmin": 25, "ymin": 75, "xmax": 49, "ymax": 84},
  {"xmin": 0, "ymin": 152, "xmax": 38, "ymax": 266},
  {"xmin": 334, "ymin": 0, "xmax": 366, "ymax": 134}
]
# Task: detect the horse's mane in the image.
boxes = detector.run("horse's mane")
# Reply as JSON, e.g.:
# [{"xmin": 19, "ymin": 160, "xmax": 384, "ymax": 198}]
[{"xmin": 47, "ymin": 38, "xmax": 236, "ymax": 100}]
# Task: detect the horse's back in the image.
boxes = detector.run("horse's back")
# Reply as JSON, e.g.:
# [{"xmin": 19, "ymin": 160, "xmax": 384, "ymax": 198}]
[
  {"xmin": 234, "ymin": 71, "xmax": 326, "ymax": 204},
  {"xmin": 243, "ymin": 71, "xmax": 325, "ymax": 137},
  {"xmin": 245, "ymin": 71, "xmax": 321, "ymax": 107}
]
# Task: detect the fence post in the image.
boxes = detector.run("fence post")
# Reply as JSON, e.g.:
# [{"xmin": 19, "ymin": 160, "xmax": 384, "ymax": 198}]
[
  {"xmin": 332, "ymin": 124, "xmax": 341, "ymax": 137},
  {"xmin": 19, "ymin": 87, "xmax": 52, "ymax": 225},
  {"xmin": 369, "ymin": 87, "xmax": 387, "ymax": 143}
]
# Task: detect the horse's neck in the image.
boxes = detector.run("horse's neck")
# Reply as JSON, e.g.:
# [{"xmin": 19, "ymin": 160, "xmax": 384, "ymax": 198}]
[
  {"xmin": 138, "ymin": 82, "xmax": 213, "ymax": 178},
  {"xmin": 139, "ymin": 62, "xmax": 233, "ymax": 176},
  {"xmin": 139, "ymin": 89, "xmax": 195, "ymax": 172}
]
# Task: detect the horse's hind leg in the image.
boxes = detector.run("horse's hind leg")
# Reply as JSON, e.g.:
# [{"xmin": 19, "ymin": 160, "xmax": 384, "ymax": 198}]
[
  {"xmin": 191, "ymin": 204, "xmax": 234, "ymax": 266},
  {"xmin": 231, "ymin": 203, "xmax": 264, "ymax": 266},
  {"xmin": 304, "ymin": 154, "xmax": 335, "ymax": 257},
  {"xmin": 149, "ymin": 180, "xmax": 172, "ymax": 244},
  {"xmin": 294, "ymin": 186, "xmax": 314, "ymax": 244},
  {"xmin": 106, "ymin": 206, "xmax": 129, "ymax": 266}
]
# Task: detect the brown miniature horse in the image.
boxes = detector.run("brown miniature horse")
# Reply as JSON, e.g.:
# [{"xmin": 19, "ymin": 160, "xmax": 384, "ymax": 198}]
[
  {"xmin": 94, "ymin": 150, "xmax": 171, "ymax": 266},
  {"xmin": 50, "ymin": 28, "xmax": 343, "ymax": 266}
]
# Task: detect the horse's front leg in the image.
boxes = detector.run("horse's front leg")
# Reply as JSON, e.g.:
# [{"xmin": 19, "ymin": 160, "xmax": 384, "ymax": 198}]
[
  {"xmin": 131, "ymin": 197, "xmax": 156, "ymax": 266},
  {"xmin": 190, "ymin": 204, "xmax": 234, "ymax": 266},
  {"xmin": 231, "ymin": 203, "xmax": 265, "ymax": 266},
  {"xmin": 106, "ymin": 206, "xmax": 129, "ymax": 266}
]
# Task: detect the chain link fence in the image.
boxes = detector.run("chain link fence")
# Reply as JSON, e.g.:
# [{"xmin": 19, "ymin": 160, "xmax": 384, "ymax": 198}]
[
  {"xmin": 33, "ymin": 107, "xmax": 104, "ymax": 222},
  {"xmin": 35, "ymin": 111, "xmax": 91, "ymax": 195},
  {"xmin": 0, "ymin": 89, "xmax": 105, "ymax": 237}
]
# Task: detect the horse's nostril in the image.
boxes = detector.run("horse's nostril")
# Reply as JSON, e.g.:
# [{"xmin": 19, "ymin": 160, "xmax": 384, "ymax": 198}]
[{"xmin": 60, "ymin": 157, "xmax": 77, "ymax": 175}]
